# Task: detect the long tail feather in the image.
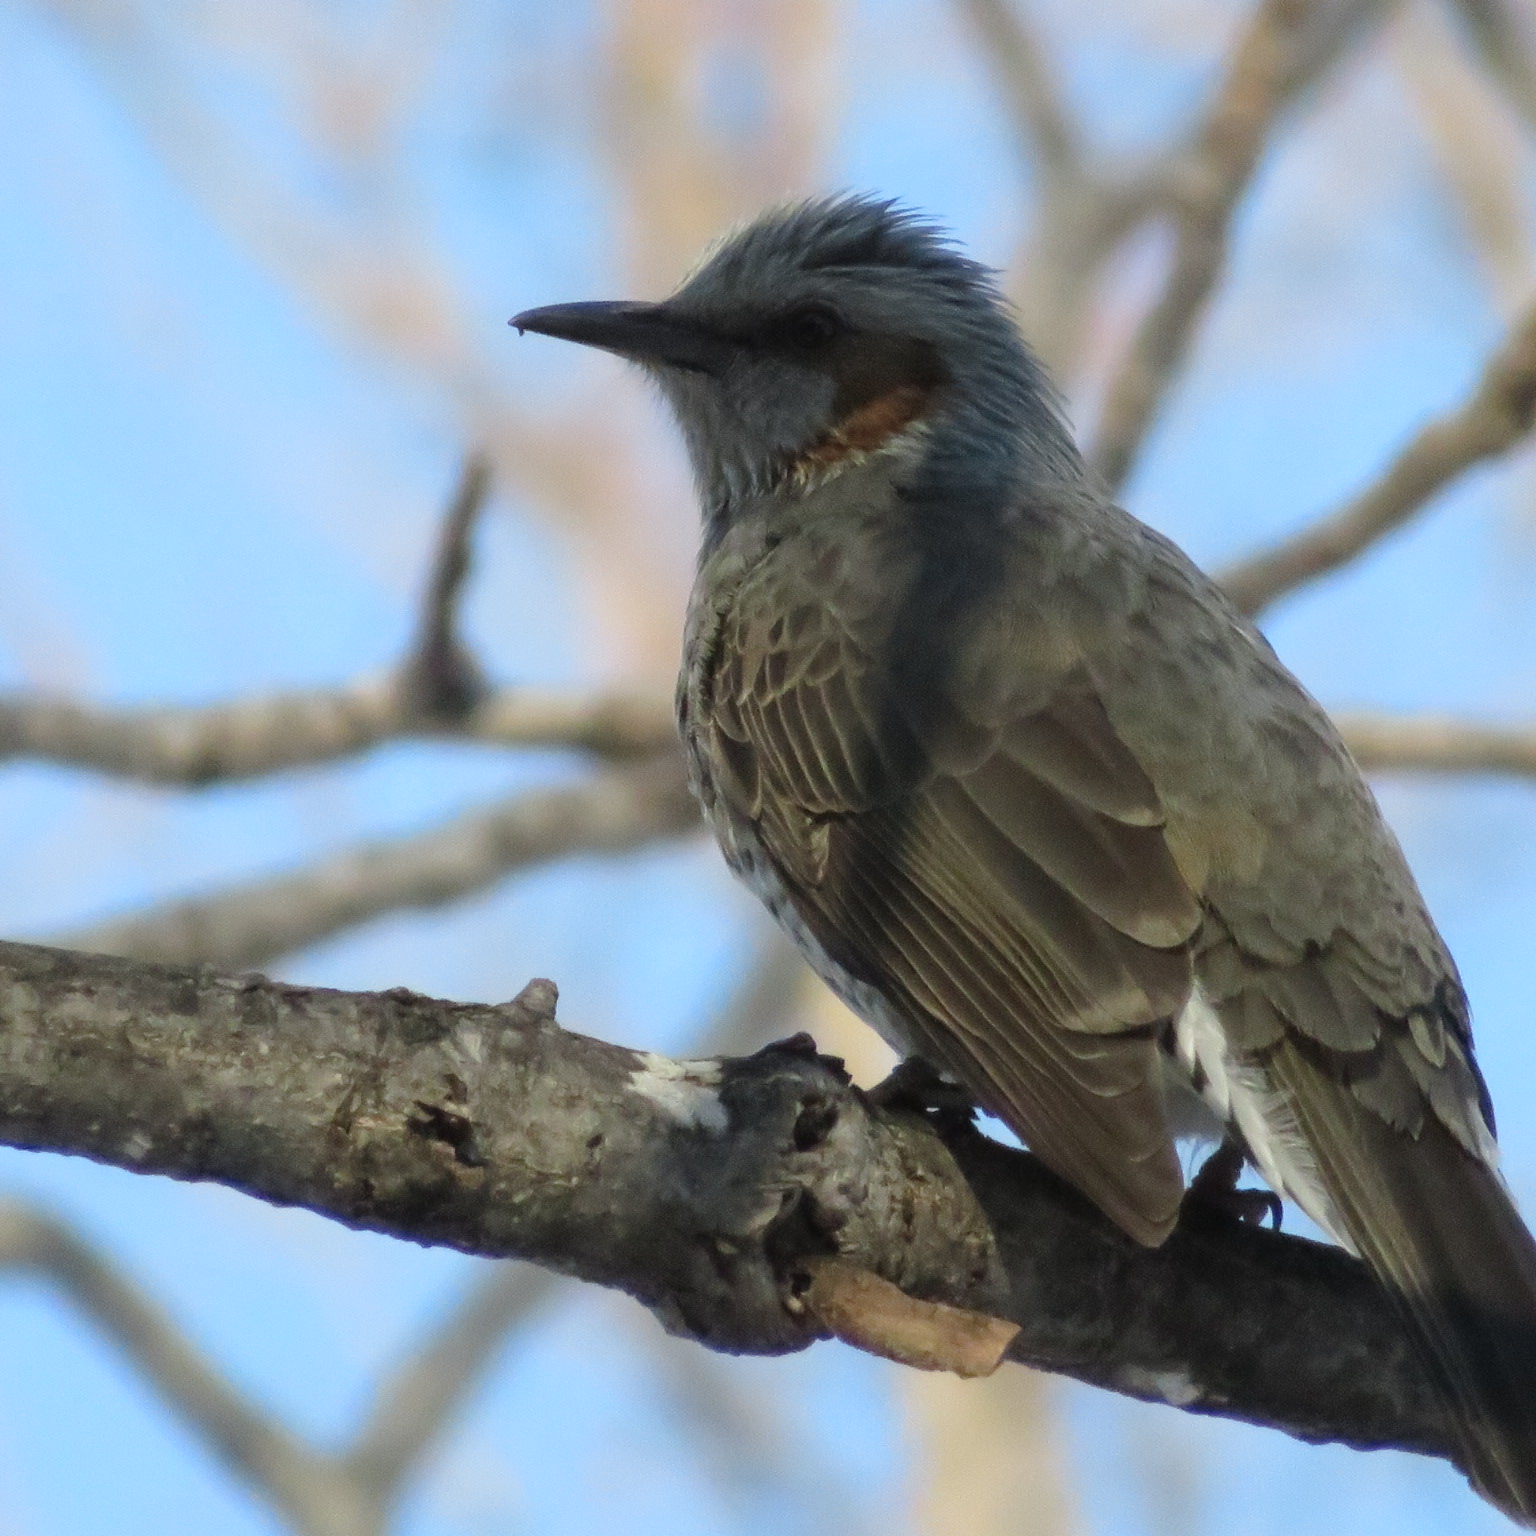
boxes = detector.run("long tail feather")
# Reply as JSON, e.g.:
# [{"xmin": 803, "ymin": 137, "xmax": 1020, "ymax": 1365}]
[{"xmin": 1274, "ymin": 1042, "xmax": 1536, "ymax": 1524}]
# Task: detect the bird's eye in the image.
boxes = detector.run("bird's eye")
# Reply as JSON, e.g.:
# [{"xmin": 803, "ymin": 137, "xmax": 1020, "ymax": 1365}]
[{"xmin": 777, "ymin": 302, "xmax": 845, "ymax": 349}]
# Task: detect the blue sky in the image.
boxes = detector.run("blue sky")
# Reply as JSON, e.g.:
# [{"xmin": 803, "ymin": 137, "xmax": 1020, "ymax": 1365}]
[{"xmin": 3, "ymin": 1, "xmax": 1536, "ymax": 1533}]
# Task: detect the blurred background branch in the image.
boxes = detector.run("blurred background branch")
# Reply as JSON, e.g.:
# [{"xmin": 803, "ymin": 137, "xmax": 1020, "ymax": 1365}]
[
  {"xmin": 49, "ymin": 756, "xmax": 696, "ymax": 969},
  {"xmin": 0, "ymin": 1198, "xmax": 558, "ymax": 1536}
]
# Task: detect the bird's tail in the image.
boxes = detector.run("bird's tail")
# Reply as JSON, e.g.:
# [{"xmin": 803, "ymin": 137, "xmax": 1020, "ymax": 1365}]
[{"xmin": 1274, "ymin": 1043, "xmax": 1536, "ymax": 1524}]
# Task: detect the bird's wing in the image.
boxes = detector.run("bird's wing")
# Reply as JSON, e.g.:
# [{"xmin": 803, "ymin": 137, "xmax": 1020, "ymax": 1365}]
[{"xmin": 698, "ymin": 546, "xmax": 1202, "ymax": 1245}]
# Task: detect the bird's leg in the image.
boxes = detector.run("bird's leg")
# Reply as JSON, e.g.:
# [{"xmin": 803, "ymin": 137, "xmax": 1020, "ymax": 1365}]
[
  {"xmin": 866, "ymin": 1056, "xmax": 978, "ymax": 1129},
  {"xmin": 1182, "ymin": 1136, "xmax": 1283, "ymax": 1230}
]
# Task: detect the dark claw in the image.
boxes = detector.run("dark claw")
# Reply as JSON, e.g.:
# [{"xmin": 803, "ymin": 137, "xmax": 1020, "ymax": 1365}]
[
  {"xmin": 866, "ymin": 1057, "xmax": 978, "ymax": 1123},
  {"xmin": 751, "ymin": 1031, "xmax": 820, "ymax": 1059},
  {"xmin": 747, "ymin": 1033, "xmax": 851, "ymax": 1083},
  {"xmin": 1183, "ymin": 1138, "xmax": 1284, "ymax": 1231}
]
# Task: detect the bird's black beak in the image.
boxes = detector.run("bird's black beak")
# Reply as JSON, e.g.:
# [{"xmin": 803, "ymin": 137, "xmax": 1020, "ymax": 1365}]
[{"xmin": 509, "ymin": 300, "xmax": 731, "ymax": 374}]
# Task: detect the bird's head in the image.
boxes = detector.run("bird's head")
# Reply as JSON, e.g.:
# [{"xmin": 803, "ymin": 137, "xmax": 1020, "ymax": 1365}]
[{"xmin": 511, "ymin": 194, "xmax": 1081, "ymax": 514}]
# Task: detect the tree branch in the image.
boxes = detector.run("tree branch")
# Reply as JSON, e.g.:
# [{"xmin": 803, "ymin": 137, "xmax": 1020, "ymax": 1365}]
[
  {"xmin": 395, "ymin": 454, "xmax": 494, "ymax": 723},
  {"xmin": 1337, "ymin": 711, "xmax": 1536, "ymax": 775},
  {"xmin": 0, "ymin": 1197, "xmax": 569, "ymax": 1536},
  {"xmin": 50, "ymin": 755, "xmax": 697, "ymax": 969},
  {"xmin": 0, "ymin": 940, "xmax": 1470, "ymax": 1491},
  {"xmin": 0, "ymin": 940, "xmax": 806, "ymax": 1531},
  {"xmin": 1218, "ymin": 294, "xmax": 1536, "ymax": 614},
  {"xmin": 1395, "ymin": 0, "xmax": 1536, "ymax": 312},
  {"xmin": 955, "ymin": 0, "xmax": 1081, "ymax": 182},
  {"xmin": 343, "ymin": 1261, "xmax": 558, "ymax": 1503},
  {"xmin": 1444, "ymin": 0, "xmax": 1536, "ymax": 130},
  {"xmin": 0, "ymin": 685, "xmax": 678, "ymax": 786},
  {"xmin": 0, "ymin": 1201, "xmax": 373, "ymax": 1536},
  {"xmin": 1088, "ymin": 0, "xmax": 1329, "ymax": 492},
  {"xmin": 968, "ymin": 0, "xmax": 1388, "ymax": 379},
  {"xmin": 0, "ymin": 448, "xmax": 673, "ymax": 788}
]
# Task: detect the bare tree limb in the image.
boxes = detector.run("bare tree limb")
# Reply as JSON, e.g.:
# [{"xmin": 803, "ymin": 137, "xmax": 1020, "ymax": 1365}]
[
  {"xmin": 1286, "ymin": 0, "xmax": 1403, "ymax": 102},
  {"xmin": 0, "ymin": 454, "xmax": 675, "ymax": 788},
  {"xmin": 1443, "ymin": 0, "xmax": 1536, "ymax": 128},
  {"xmin": 459, "ymin": 690, "xmax": 676, "ymax": 759},
  {"xmin": 0, "ymin": 683, "xmax": 401, "ymax": 785},
  {"xmin": 0, "ymin": 686, "xmax": 678, "ymax": 785},
  {"xmin": 1218, "ymin": 296, "xmax": 1536, "ymax": 614},
  {"xmin": 1337, "ymin": 712, "xmax": 1536, "ymax": 775},
  {"xmin": 343, "ymin": 1261, "xmax": 559, "ymax": 1504},
  {"xmin": 50, "ymin": 755, "xmax": 697, "ymax": 969},
  {"xmin": 0, "ymin": 1201, "xmax": 372, "ymax": 1536},
  {"xmin": 966, "ymin": 0, "xmax": 1391, "ymax": 378},
  {"xmin": 955, "ymin": 0, "xmax": 1081, "ymax": 181},
  {"xmin": 0, "ymin": 1200, "xmax": 566, "ymax": 1536},
  {"xmin": 0, "ymin": 945, "xmax": 792, "ymax": 1536},
  {"xmin": 0, "ymin": 940, "xmax": 1478, "ymax": 1494},
  {"xmin": 1396, "ymin": 0, "xmax": 1536, "ymax": 312},
  {"xmin": 0, "ymin": 449, "xmax": 672, "ymax": 788},
  {"xmin": 1088, "ymin": 0, "xmax": 1329, "ymax": 492}
]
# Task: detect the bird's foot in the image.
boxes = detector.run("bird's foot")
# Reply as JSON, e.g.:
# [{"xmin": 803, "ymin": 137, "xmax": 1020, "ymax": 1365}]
[
  {"xmin": 1182, "ymin": 1138, "xmax": 1283, "ymax": 1231},
  {"xmin": 866, "ymin": 1057, "xmax": 978, "ymax": 1129},
  {"xmin": 747, "ymin": 1032, "xmax": 851, "ymax": 1082}
]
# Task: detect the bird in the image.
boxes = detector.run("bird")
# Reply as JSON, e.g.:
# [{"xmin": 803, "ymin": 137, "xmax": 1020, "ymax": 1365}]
[{"xmin": 511, "ymin": 193, "xmax": 1536, "ymax": 1522}]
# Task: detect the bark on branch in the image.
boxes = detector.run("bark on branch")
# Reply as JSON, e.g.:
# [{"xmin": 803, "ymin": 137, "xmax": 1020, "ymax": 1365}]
[{"xmin": 0, "ymin": 941, "xmax": 1466, "ymax": 1490}]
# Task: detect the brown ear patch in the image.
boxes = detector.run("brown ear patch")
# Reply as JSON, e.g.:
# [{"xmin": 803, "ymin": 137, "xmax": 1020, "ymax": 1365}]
[{"xmin": 798, "ymin": 382, "xmax": 935, "ymax": 474}]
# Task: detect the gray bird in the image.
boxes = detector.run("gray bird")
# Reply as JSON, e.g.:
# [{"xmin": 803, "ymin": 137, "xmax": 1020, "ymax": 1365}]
[{"xmin": 512, "ymin": 194, "xmax": 1536, "ymax": 1521}]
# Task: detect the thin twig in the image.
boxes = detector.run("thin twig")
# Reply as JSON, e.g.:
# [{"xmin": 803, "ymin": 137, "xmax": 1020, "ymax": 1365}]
[
  {"xmin": 1088, "ymin": 0, "xmax": 1327, "ymax": 492},
  {"xmin": 398, "ymin": 455, "xmax": 494, "ymax": 722},
  {"xmin": 1219, "ymin": 295, "xmax": 1536, "ymax": 614},
  {"xmin": 0, "ymin": 450, "xmax": 674, "ymax": 787},
  {"xmin": 51, "ymin": 755, "xmax": 697, "ymax": 969}
]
